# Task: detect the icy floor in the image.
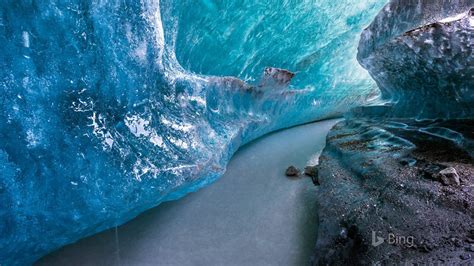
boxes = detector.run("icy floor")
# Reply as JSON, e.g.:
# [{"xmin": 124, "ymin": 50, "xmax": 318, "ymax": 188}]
[{"xmin": 37, "ymin": 119, "xmax": 339, "ymax": 266}]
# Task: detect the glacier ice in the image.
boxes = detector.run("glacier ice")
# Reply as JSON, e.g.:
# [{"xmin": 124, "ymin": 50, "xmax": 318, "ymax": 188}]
[
  {"xmin": 0, "ymin": 0, "xmax": 388, "ymax": 264},
  {"xmin": 311, "ymin": 1, "xmax": 473, "ymax": 262},
  {"xmin": 38, "ymin": 119, "xmax": 340, "ymax": 266},
  {"xmin": 358, "ymin": 0, "xmax": 474, "ymax": 118}
]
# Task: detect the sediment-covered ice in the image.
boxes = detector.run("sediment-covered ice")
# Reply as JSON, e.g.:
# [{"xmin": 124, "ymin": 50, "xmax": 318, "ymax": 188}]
[
  {"xmin": 0, "ymin": 0, "xmax": 387, "ymax": 263},
  {"xmin": 311, "ymin": 1, "xmax": 473, "ymax": 263},
  {"xmin": 358, "ymin": 0, "xmax": 473, "ymax": 118}
]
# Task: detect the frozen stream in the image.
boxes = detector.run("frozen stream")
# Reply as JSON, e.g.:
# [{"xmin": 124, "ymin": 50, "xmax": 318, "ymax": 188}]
[{"xmin": 38, "ymin": 119, "xmax": 339, "ymax": 266}]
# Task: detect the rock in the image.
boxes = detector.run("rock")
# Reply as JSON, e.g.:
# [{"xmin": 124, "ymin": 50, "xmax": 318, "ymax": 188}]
[
  {"xmin": 422, "ymin": 164, "xmax": 444, "ymax": 180},
  {"xmin": 418, "ymin": 239, "xmax": 436, "ymax": 253},
  {"xmin": 460, "ymin": 254, "xmax": 471, "ymax": 260},
  {"xmin": 260, "ymin": 67, "xmax": 295, "ymax": 87},
  {"xmin": 285, "ymin": 166, "xmax": 300, "ymax": 177},
  {"xmin": 311, "ymin": 175, "xmax": 320, "ymax": 186},
  {"xmin": 451, "ymin": 237, "xmax": 462, "ymax": 247},
  {"xmin": 439, "ymin": 167, "xmax": 460, "ymax": 186},
  {"xmin": 466, "ymin": 244, "xmax": 474, "ymax": 252},
  {"xmin": 400, "ymin": 157, "xmax": 417, "ymax": 167},
  {"xmin": 304, "ymin": 165, "xmax": 320, "ymax": 185},
  {"xmin": 304, "ymin": 165, "xmax": 318, "ymax": 177}
]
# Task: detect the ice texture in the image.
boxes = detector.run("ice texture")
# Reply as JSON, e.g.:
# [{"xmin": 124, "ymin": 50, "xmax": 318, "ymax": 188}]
[
  {"xmin": 358, "ymin": 0, "xmax": 474, "ymax": 118},
  {"xmin": 38, "ymin": 119, "xmax": 340, "ymax": 266},
  {"xmin": 0, "ymin": 0, "xmax": 386, "ymax": 263}
]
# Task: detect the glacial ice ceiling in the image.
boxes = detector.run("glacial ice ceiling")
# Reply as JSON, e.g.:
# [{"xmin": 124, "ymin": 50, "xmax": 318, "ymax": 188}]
[
  {"xmin": 358, "ymin": 0, "xmax": 474, "ymax": 118},
  {"xmin": 3, "ymin": 0, "xmax": 470, "ymax": 264}
]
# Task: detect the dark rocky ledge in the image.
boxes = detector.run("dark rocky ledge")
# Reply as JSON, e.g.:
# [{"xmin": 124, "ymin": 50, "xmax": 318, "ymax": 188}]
[
  {"xmin": 312, "ymin": 119, "xmax": 474, "ymax": 265},
  {"xmin": 311, "ymin": 1, "xmax": 474, "ymax": 264}
]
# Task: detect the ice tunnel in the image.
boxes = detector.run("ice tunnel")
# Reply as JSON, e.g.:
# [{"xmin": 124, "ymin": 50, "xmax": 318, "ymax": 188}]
[{"xmin": 0, "ymin": 0, "xmax": 472, "ymax": 264}]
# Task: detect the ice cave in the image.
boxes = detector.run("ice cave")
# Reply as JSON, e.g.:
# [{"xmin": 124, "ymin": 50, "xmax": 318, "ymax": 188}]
[{"xmin": 0, "ymin": 0, "xmax": 473, "ymax": 265}]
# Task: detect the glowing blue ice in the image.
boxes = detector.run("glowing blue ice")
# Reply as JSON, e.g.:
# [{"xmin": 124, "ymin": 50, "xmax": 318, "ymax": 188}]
[{"xmin": 0, "ymin": 0, "xmax": 386, "ymax": 263}]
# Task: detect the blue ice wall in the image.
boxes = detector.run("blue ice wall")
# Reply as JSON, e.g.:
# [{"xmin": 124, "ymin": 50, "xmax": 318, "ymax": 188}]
[{"xmin": 0, "ymin": 0, "xmax": 387, "ymax": 263}]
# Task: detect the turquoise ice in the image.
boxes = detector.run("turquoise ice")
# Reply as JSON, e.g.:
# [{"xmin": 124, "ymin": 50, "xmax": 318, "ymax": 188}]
[{"xmin": 1, "ymin": 0, "xmax": 390, "ymax": 264}]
